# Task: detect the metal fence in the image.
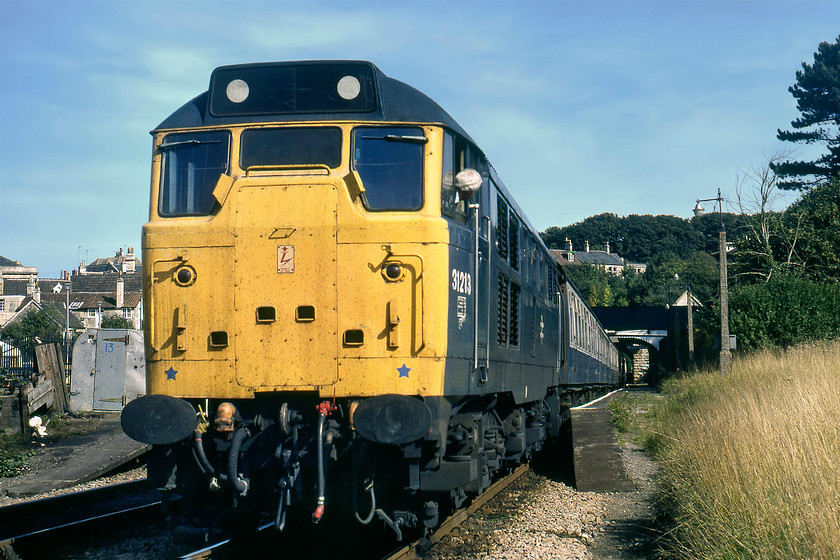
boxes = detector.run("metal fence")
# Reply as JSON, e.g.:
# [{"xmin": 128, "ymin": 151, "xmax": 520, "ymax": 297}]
[{"xmin": 0, "ymin": 335, "xmax": 71, "ymax": 382}]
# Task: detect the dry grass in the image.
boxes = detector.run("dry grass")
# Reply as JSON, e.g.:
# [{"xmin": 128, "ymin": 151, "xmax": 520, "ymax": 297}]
[{"xmin": 652, "ymin": 340, "xmax": 840, "ymax": 560}]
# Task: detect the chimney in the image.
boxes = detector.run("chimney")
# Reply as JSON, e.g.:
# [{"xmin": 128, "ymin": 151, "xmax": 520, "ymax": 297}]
[
  {"xmin": 33, "ymin": 286, "xmax": 41, "ymax": 304},
  {"xmin": 125, "ymin": 247, "xmax": 136, "ymax": 273},
  {"xmin": 584, "ymin": 240, "xmax": 590, "ymax": 252},
  {"xmin": 564, "ymin": 238, "xmax": 573, "ymax": 252},
  {"xmin": 27, "ymin": 275, "xmax": 36, "ymax": 295},
  {"xmin": 116, "ymin": 276, "xmax": 125, "ymax": 309},
  {"xmin": 605, "ymin": 241, "xmax": 610, "ymax": 254}
]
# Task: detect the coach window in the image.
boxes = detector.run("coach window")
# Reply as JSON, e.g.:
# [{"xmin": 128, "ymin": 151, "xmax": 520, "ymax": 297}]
[
  {"xmin": 159, "ymin": 130, "xmax": 230, "ymax": 216},
  {"xmin": 353, "ymin": 126, "xmax": 425, "ymax": 211}
]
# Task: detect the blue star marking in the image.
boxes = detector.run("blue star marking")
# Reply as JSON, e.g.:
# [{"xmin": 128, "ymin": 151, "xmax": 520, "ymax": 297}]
[
  {"xmin": 165, "ymin": 367, "xmax": 178, "ymax": 381},
  {"xmin": 397, "ymin": 363, "xmax": 411, "ymax": 378}
]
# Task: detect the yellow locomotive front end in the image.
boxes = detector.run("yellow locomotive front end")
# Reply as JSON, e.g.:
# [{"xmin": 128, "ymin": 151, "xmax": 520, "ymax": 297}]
[{"xmin": 143, "ymin": 122, "xmax": 450, "ymax": 401}]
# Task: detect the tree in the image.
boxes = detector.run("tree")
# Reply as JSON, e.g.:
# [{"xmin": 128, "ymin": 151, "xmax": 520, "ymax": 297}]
[
  {"xmin": 732, "ymin": 151, "xmax": 802, "ymax": 282},
  {"xmin": 541, "ymin": 213, "xmax": 712, "ymax": 262},
  {"xmin": 562, "ymin": 263, "xmax": 629, "ymax": 307},
  {"xmin": 0, "ymin": 309, "xmax": 63, "ymax": 341},
  {"xmin": 772, "ymin": 36, "xmax": 840, "ymax": 190},
  {"xmin": 783, "ymin": 177, "xmax": 840, "ymax": 281}
]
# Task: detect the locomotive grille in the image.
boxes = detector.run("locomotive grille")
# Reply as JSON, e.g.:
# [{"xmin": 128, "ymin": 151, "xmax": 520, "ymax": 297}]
[
  {"xmin": 509, "ymin": 214, "xmax": 520, "ymax": 271},
  {"xmin": 497, "ymin": 272, "xmax": 509, "ymax": 345},
  {"xmin": 509, "ymin": 281, "xmax": 520, "ymax": 347},
  {"xmin": 497, "ymin": 197, "xmax": 509, "ymax": 262}
]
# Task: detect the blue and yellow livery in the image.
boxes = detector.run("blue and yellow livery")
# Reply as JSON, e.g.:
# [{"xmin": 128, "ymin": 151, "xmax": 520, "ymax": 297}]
[{"xmin": 121, "ymin": 60, "xmax": 622, "ymax": 538}]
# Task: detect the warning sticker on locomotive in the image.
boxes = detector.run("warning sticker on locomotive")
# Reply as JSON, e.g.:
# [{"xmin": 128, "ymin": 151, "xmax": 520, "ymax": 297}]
[
  {"xmin": 277, "ymin": 245, "xmax": 295, "ymax": 273},
  {"xmin": 457, "ymin": 295, "xmax": 468, "ymax": 329}
]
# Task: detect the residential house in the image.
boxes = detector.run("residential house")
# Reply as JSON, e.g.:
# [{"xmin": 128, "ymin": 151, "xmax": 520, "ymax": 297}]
[
  {"xmin": 551, "ymin": 239, "xmax": 647, "ymax": 276},
  {"xmin": 1, "ymin": 248, "xmax": 143, "ymax": 332},
  {"xmin": 0, "ymin": 255, "xmax": 40, "ymax": 328},
  {"xmin": 66, "ymin": 248, "xmax": 143, "ymax": 330}
]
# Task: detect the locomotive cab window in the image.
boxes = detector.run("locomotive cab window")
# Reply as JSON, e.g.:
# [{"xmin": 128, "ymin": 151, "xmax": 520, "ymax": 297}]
[
  {"xmin": 159, "ymin": 130, "xmax": 230, "ymax": 216},
  {"xmin": 352, "ymin": 126, "xmax": 425, "ymax": 211},
  {"xmin": 241, "ymin": 127, "xmax": 342, "ymax": 170}
]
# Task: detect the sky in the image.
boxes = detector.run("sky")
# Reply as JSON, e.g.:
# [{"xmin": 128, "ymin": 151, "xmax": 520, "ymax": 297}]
[{"xmin": 0, "ymin": 1, "xmax": 837, "ymax": 278}]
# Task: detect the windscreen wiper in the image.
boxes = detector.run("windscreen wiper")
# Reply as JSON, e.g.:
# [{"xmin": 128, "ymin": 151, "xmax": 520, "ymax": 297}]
[
  {"xmin": 362, "ymin": 135, "xmax": 428, "ymax": 144},
  {"xmin": 158, "ymin": 139, "xmax": 222, "ymax": 150}
]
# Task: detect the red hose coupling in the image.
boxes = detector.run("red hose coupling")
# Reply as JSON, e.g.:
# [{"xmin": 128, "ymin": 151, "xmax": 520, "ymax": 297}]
[
  {"xmin": 312, "ymin": 503, "xmax": 325, "ymax": 523},
  {"xmin": 316, "ymin": 400, "xmax": 337, "ymax": 416}
]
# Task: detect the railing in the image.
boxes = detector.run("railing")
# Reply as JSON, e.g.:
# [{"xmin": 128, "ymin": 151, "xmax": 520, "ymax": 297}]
[{"xmin": 0, "ymin": 335, "xmax": 71, "ymax": 382}]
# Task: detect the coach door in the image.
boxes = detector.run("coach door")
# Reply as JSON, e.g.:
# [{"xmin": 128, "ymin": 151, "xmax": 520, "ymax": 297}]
[{"xmin": 233, "ymin": 182, "xmax": 339, "ymax": 389}]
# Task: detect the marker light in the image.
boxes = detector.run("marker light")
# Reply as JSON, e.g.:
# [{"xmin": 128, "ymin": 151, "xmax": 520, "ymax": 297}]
[
  {"xmin": 385, "ymin": 263, "xmax": 402, "ymax": 280},
  {"xmin": 174, "ymin": 266, "xmax": 196, "ymax": 287},
  {"xmin": 226, "ymin": 79, "xmax": 250, "ymax": 103},
  {"xmin": 337, "ymin": 75, "xmax": 361, "ymax": 100}
]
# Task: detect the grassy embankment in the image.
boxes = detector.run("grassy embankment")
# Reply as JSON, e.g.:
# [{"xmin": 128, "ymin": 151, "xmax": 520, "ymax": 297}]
[{"xmin": 611, "ymin": 341, "xmax": 840, "ymax": 560}]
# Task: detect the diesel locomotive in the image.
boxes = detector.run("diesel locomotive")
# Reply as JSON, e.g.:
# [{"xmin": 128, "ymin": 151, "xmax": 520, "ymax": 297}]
[{"xmin": 121, "ymin": 60, "xmax": 622, "ymax": 538}]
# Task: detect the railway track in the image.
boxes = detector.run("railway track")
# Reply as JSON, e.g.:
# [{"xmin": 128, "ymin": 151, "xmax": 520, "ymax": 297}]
[
  {"xmin": 0, "ymin": 463, "xmax": 531, "ymax": 559},
  {"xmin": 384, "ymin": 463, "xmax": 531, "ymax": 560},
  {"xmin": 175, "ymin": 463, "xmax": 532, "ymax": 559},
  {"xmin": 0, "ymin": 479, "xmax": 178, "ymax": 559}
]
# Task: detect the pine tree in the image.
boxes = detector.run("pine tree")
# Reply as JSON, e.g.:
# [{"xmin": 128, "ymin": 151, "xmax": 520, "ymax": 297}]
[{"xmin": 772, "ymin": 36, "xmax": 840, "ymax": 191}]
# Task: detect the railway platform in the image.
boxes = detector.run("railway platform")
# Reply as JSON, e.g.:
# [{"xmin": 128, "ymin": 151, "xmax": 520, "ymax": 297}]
[
  {"xmin": 0, "ymin": 413, "xmax": 148, "ymax": 498},
  {"xmin": 571, "ymin": 389, "xmax": 636, "ymax": 492}
]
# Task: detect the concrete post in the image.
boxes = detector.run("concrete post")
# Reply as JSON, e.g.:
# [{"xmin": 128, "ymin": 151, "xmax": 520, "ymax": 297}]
[{"xmin": 719, "ymin": 229, "xmax": 731, "ymax": 375}]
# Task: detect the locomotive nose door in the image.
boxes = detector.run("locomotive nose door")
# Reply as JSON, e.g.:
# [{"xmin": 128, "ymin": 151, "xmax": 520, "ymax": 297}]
[{"xmin": 233, "ymin": 182, "xmax": 339, "ymax": 389}]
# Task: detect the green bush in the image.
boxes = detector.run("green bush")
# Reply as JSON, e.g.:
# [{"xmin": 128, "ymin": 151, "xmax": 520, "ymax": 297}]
[{"xmin": 729, "ymin": 275, "xmax": 840, "ymax": 351}]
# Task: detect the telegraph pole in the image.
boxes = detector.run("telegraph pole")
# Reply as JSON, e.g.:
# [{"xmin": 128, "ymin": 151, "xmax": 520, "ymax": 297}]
[{"xmin": 694, "ymin": 188, "xmax": 731, "ymax": 374}]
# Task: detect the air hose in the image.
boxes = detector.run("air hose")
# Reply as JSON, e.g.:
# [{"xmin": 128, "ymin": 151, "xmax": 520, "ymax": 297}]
[{"xmin": 228, "ymin": 426, "xmax": 251, "ymax": 495}]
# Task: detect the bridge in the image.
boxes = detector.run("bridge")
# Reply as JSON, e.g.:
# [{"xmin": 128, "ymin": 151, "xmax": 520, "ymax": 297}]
[{"xmin": 593, "ymin": 306, "xmax": 693, "ymax": 384}]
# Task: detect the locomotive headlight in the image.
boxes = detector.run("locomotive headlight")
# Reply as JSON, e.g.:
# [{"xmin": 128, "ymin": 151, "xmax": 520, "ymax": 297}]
[
  {"xmin": 174, "ymin": 265, "xmax": 197, "ymax": 287},
  {"xmin": 226, "ymin": 79, "xmax": 250, "ymax": 103},
  {"xmin": 337, "ymin": 75, "xmax": 361, "ymax": 100}
]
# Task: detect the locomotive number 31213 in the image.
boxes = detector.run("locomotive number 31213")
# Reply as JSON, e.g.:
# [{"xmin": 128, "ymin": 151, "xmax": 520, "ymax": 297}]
[{"xmin": 451, "ymin": 269, "xmax": 472, "ymax": 295}]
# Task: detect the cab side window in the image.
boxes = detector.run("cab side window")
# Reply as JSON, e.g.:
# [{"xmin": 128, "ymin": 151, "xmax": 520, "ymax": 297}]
[{"xmin": 441, "ymin": 132, "xmax": 457, "ymax": 218}]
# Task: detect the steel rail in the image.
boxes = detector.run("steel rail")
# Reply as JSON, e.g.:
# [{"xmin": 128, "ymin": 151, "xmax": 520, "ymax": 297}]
[{"xmin": 384, "ymin": 462, "xmax": 531, "ymax": 560}]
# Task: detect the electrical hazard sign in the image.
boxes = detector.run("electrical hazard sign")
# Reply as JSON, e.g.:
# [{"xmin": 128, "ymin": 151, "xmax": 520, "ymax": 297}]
[{"xmin": 277, "ymin": 245, "xmax": 295, "ymax": 273}]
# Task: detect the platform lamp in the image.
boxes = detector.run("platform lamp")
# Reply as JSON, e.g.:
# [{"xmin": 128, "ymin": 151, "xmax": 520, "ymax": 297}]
[{"xmin": 693, "ymin": 187, "xmax": 731, "ymax": 375}]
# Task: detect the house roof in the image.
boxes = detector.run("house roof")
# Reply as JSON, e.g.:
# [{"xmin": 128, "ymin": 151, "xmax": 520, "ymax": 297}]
[
  {"xmin": 2, "ymin": 300, "xmax": 85, "ymax": 331},
  {"xmin": 673, "ymin": 291, "xmax": 703, "ymax": 308},
  {"xmin": 37, "ymin": 278, "xmax": 67, "ymax": 294},
  {"xmin": 0, "ymin": 255, "xmax": 24, "ymax": 268},
  {"xmin": 1, "ymin": 279, "xmax": 30, "ymax": 296},
  {"xmin": 574, "ymin": 251, "xmax": 626, "ymax": 267},
  {"xmin": 84, "ymin": 252, "xmax": 141, "ymax": 274},
  {"xmin": 40, "ymin": 291, "xmax": 142, "ymax": 310},
  {"xmin": 71, "ymin": 272, "xmax": 142, "ymax": 293}
]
